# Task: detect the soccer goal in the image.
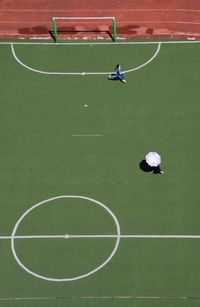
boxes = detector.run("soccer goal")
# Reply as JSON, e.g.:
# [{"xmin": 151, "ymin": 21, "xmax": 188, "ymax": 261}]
[{"xmin": 52, "ymin": 17, "xmax": 117, "ymax": 42}]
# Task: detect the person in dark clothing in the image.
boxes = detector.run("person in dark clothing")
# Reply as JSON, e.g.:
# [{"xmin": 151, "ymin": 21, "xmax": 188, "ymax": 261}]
[
  {"xmin": 139, "ymin": 160, "xmax": 164, "ymax": 175},
  {"xmin": 140, "ymin": 152, "xmax": 164, "ymax": 175},
  {"xmin": 150, "ymin": 165, "xmax": 164, "ymax": 175}
]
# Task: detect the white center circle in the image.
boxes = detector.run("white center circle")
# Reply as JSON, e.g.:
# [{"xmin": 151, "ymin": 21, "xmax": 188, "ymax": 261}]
[{"xmin": 11, "ymin": 195, "xmax": 121, "ymax": 282}]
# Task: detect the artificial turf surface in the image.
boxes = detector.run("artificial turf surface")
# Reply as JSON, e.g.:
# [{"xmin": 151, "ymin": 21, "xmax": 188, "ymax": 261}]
[{"xmin": 0, "ymin": 40, "xmax": 200, "ymax": 306}]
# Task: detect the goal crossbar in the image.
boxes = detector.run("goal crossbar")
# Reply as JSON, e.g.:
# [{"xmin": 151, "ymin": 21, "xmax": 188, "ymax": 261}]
[{"xmin": 52, "ymin": 17, "xmax": 117, "ymax": 42}]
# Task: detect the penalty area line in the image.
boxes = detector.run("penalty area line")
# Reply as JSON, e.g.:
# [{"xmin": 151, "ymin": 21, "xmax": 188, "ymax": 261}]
[{"xmin": 11, "ymin": 43, "xmax": 160, "ymax": 75}]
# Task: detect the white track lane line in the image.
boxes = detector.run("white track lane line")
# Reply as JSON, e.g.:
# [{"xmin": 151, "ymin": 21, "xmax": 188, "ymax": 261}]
[{"xmin": 0, "ymin": 8, "xmax": 199, "ymax": 12}]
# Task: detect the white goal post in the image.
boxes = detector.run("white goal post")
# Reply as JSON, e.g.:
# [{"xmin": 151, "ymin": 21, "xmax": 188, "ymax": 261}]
[{"xmin": 52, "ymin": 16, "xmax": 117, "ymax": 42}]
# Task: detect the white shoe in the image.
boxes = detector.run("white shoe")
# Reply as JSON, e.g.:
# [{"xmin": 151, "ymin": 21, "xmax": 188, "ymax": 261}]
[{"xmin": 122, "ymin": 79, "xmax": 126, "ymax": 83}]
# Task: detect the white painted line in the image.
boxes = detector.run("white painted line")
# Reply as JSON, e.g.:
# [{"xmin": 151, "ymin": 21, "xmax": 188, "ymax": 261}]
[
  {"xmin": 0, "ymin": 297, "xmax": 56, "ymax": 301},
  {"xmin": 0, "ymin": 8, "xmax": 199, "ymax": 12},
  {"xmin": 135, "ymin": 296, "xmax": 187, "ymax": 299},
  {"xmin": 1, "ymin": 234, "xmax": 200, "ymax": 240},
  {"xmin": 125, "ymin": 43, "xmax": 160, "ymax": 73},
  {"xmin": 70, "ymin": 134, "xmax": 104, "ymax": 137},
  {"xmin": 66, "ymin": 234, "xmax": 200, "ymax": 239},
  {"xmin": 11, "ymin": 43, "xmax": 161, "ymax": 75},
  {"xmin": 10, "ymin": 195, "xmax": 121, "ymax": 282},
  {"xmin": 3, "ymin": 194, "xmax": 200, "ymax": 283},
  {"xmin": 1, "ymin": 20, "xmax": 200, "ymax": 25},
  {"xmin": 80, "ymin": 295, "xmax": 188, "ymax": 299},
  {"xmin": 11, "ymin": 44, "xmax": 82, "ymax": 75},
  {"xmin": 0, "ymin": 39, "xmax": 200, "ymax": 47},
  {"xmin": 117, "ymin": 21, "xmax": 200, "ymax": 25},
  {"xmin": 0, "ymin": 295, "xmax": 189, "ymax": 301},
  {"xmin": 0, "ymin": 235, "xmax": 66, "ymax": 240},
  {"xmin": 0, "ymin": 40, "xmax": 199, "ymax": 45}
]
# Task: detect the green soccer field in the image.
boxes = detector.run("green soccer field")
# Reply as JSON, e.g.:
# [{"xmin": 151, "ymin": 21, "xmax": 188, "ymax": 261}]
[{"xmin": 1, "ymin": 40, "xmax": 200, "ymax": 307}]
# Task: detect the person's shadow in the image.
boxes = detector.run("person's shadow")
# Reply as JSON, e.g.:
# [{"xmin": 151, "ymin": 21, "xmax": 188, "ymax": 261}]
[{"xmin": 139, "ymin": 160, "xmax": 153, "ymax": 173}]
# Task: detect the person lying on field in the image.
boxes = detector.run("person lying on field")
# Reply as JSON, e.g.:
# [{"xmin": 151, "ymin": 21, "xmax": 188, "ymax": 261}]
[{"xmin": 108, "ymin": 64, "xmax": 126, "ymax": 83}]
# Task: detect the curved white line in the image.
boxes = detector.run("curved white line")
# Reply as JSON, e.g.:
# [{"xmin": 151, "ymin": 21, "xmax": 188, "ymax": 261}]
[
  {"xmin": 124, "ymin": 43, "xmax": 161, "ymax": 73},
  {"xmin": 11, "ymin": 43, "xmax": 161, "ymax": 76},
  {"xmin": 11, "ymin": 195, "xmax": 121, "ymax": 282},
  {"xmin": 11, "ymin": 44, "xmax": 81, "ymax": 75}
]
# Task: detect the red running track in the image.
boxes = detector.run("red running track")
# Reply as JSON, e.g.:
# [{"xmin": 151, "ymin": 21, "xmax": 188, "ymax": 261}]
[{"xmin": 0, "ymin": 0, "xmax": 200, "ymax": 40}]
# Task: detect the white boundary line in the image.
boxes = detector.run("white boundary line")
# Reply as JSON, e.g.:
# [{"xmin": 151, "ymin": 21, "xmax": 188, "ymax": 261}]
[
  {"xmin": 0, "ymin": 40, "xmax": 199, "ymax": 45},
  {"xmin": 11, "ymin": 43, "xmax": 161, "ymax": 75}
]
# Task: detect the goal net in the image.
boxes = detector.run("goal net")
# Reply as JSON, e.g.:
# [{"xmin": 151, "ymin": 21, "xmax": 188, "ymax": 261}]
[{"xmin": 52, "ymin": 17, "xmax": 117, "ymax": 42}]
